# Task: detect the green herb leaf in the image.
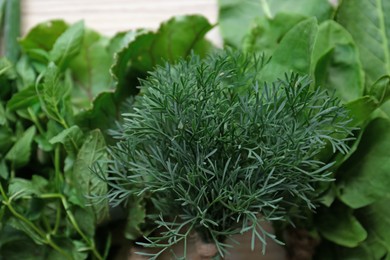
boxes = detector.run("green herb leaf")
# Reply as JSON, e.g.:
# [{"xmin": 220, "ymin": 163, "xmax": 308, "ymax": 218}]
[
  {"xmin": 316, "ymin": 203, "xmax": 367, "ymax": 247},
  {"xmin": 8, "ymin": 175, "xmax": 48, "ymax": 200},
  {"xmin": 49, "ymin": 125, "xmax": 84, "ymax": 159},
  {"xmin": 313, "ymin": 20, "xmax": 364, "ymax": 102},
  {"xmin": 243, "ymin": 13, "xmax": 306, "ymax": 56},
  {"xmin": 5, "ymin": 126, "xmax": 36, "ymax": 168},
  {"xmin": 261, "ymin": 17, "xmax": 318, "ymax": 82},
  {"xmin": 125, "ymin": 198, "xmax": 146, "ymax": 240},
  {"xmin": 218, "ymin": 0, "xmax": 332, "ymax": 48},
  {"xmin": 336, "ymin": 0, "xmax": 390, "ymax": 88},
  {"xmin": 7, "ymin": 85, "xmax": 39, "ymax": 111},
  {"xmin": 69, "ymin": 29, "xmax": 113, "ymax": 107},
  {"xmin": 50, "ymin": 21, "xmax": 84, "ymax": 70},
  {"xmin": 72, "ymin": 129, "xmax": 108, "ymax": 223},
  {"xmin": 337, "ymin": 118, "xmax": 390, "ymax": 208},
  {"xmin": 36, "ymin": 63, "xmax": 71, "ymax": 128}
]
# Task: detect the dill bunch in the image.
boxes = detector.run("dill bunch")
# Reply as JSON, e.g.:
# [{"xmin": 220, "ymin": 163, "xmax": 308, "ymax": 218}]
[{"xmin": 96, "ymin": 51, "xmax": 353, "ymax": 257}]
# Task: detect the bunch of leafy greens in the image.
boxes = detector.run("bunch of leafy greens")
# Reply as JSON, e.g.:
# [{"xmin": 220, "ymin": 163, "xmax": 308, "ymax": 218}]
[
  {"xmin": 218, "ymin": 0, "xmax": 390, "ymax": 258},
  {"xmin": 0, "ymin": 4, "xmax": 213, "ymax": 257},
  {"xmin": 96, "ymin": 50, "xmax": 353, "ymax": 258}
]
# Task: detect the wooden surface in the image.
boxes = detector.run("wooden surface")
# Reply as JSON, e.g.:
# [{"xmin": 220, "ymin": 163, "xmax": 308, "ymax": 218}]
[{"xmin": 21, "ymin": 0, "xmax": 222, "ymax": 45}]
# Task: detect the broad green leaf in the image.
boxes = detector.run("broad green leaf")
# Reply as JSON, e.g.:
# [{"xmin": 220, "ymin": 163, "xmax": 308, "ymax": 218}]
[
  {"xmin": 69, "ymin": 29, "xmax": 113, "ymax": 109},
  {"xmin": 36, "ymin": 63, "xmax": 72, "ymax": 127},
  {"xmin": 337, "ymin": 118, "xmax": 390, "ymax": 208},
  {"xmin": 47, "ymin": 238, "xmax": 88, "ymax": 260},
  {"xmin": 261, "ymin": 17, "xmax": 318, "ymax": 82},
  {"xmin": 73, "ymin": 207, "xmax": 95, "ymax": 239},
  {"xmin": 49, "ymin": 125, "xmax": 84, "ymax": 159},
  {"xmin": 0, "ymin": 159, "xmax": 9, "ymax": 179},
  {"xmin": 336, "ymin": 0, "xmax": 390, "ymax": 88},
  {"xmin": 50, "ymin": 21, "xmax": 84, "ymax": 69},
  {"xmin": 108, "ymin": 30, "xmax": 139, "ymax": 55},
  {"xmin": 7, "ymin": 85, "xmax": 39, "ymax": 111},
  {"xmin": 71, "ymin": 130, "xmax": 108, "ymax": 223},
  {"xmin": 345, "ymin": 96, "xmax": 380, "ymax": 126},
  {"xmin": 5, "ymin": 126, "xmax": 36, "ymax": 168},
  {"xmin": 313, "ymin": 20, "xmax": 364, "ymax": 102},
  {"xmin": 8, "ymin": 175, "xmax": 48, "ymax": 200},
  {"xmin": 111, "ymin": 15, "xmax": 213, "ymax": 88},
  {"xmin": 0, "ymin": 102, "xmax": 5, "ymax": 125},
  {"xmin": 368, "ymin": 75, "xmax": 390, "ymax": 104},
  {"xmin": 20, "ymin": 20, "xmax": 68, "ymax": 52},
  {"xmin": 125, "ymin": 198, "xmax": 146, "ymax": 240},
  {"xmin": 0, "ymin": 125, "xmax": 14, "ymax": 153},
  {"xmin": 355, "ymin": 198, "xmax": 390, "ymax": 259},
  {"xmin": 16, "ymin": 55, "xmax": 36, "ymax": 90},
  {"xmin": 0, "ymin": 57, "xmax": 16, "ymax": 79},
  {"xmin": 0, "ymin": 226, "xmax": 49, "ymax": 258},
  {"xmin": 316, "ymin": 203, "xmax": 367, "ymax": 247},
  {"xmin": 243, "ymin": 13, "xmax": 306, "ymax": 56},
  {"xmin": 74, "ymin": 92, "xmax": 118, "ymax": 135},
  {"xmin": 218, "ymin": 0, "xmax": 332, "ymax": 48}
]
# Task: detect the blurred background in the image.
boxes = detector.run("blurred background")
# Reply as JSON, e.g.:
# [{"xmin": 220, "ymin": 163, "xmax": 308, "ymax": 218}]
[{"xmin": 22, "ymin": 0, "xmax": 222, "ymax": 45}]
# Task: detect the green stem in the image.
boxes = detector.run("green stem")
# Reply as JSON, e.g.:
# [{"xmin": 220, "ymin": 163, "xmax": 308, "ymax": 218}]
[
  {"xmin": 28, "ymin": 107, "xmax": 45, "ymax": 135},
  {"xmin": 40, "ymin": 193, "xmax": 104, "ymax": 260},
  {"xmin": 0, "ymin": 184, "xmax": 72, "ymax": 259},
  {"xmin": 52, "ymin": 201, "xmax": 61, "ymax": 234},
  {"xmin": 3, "ymin": 0, "xmax": 20, "ymax": 63},
  {"xmin": 54, "ymin": 145, "xmax": 63, "ymax": 188}
]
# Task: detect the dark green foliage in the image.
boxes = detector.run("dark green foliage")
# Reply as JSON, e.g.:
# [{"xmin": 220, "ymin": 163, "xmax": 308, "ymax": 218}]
[{"xmin": 98, "ymin": 51, "xmax": 353, "ymax": 257}]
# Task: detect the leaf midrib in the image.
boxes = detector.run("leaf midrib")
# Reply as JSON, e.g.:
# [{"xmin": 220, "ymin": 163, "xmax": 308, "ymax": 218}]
[{"xmin": 376, "ymin": 0, "xmax": 390, "ymax": 74}]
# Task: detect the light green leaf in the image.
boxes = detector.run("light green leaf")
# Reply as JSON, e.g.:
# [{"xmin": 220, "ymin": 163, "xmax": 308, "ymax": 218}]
[
  {"xmin": 7, "ymin": 85, "xmax": 39, "ymax": 111},
  {"xmin": 5, "ymin": 126, "xmax": 36, "ymax": 168},
  {"xmin": 19, "ymin": 20, "xmax": 68, "ymax": 64},
  {"xmin": 111, "ymin": 15, "xmax": 213, "ymax": 82},
  {"xmin": 316, "ymin": 204, "xmax": 367, "ymax": 247},
  {"xmin": 108, "ymin": 30, "xmax": 139, "ymax": 55},
  {"xmin": 313, "ymin": 20, "xmax": 364, "ymax": 102},
  {"xmin": 368, "ymin": 75, "xmax": 390, "ymax": 104},
  {"xmin": 261, "ymin": 17, "xmax": 318, "ymax": 82},
  {"xmin": 16, "ymin": 55, "xmax": 37, "ymax": 90},
  {"xmin": 336, "ymin": 0, "xmax": 390, "ymax": 88},
  {"xmin": 36, "ymin": 63, "xmax": 71, "ymax": 127},
  {"xmin": 74, "ymin": 92, "xmax": 118, "ymax": 135},
  {"xmin": 20, "ymin": 20, "xmax": 68, "ymax": 52},
  {"xmin": 50, "ymin": 21, "xmax": 84, "ymax": 69},
  {"xmin": 243, "ymin": 13, "xmax": 306, "ymax": 56},
  {"xmin": 218, "ymin": 0, "xmax": 332, "ymax": 47},
  {"xmin": 49, "ymin": 125, "xmax": 84, "ymax": 159},
  {"xmin": 345, "ymin": 96, "xmax": 380, "ymax": 126},
  {"xmin": 0, "ymin": 159, "xmax": 9, "ymax": 179},
  {"xmin": 125, "ymin": 198, "xmax": 146, "ymax": 240},
  {"xmin": 8, "ymin": 175, "xmax": 48, "ymax": 200},
  {"xmin": 71, "ymin": 130, "xmax": 108, "ymax": 223},
  {"xmin": 69, "ymin": 29, "xmax": 113, "ymax": 109},
  {"xmin": 337, "ymin": 118, "xmax": 390, "ymax": 208}
]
